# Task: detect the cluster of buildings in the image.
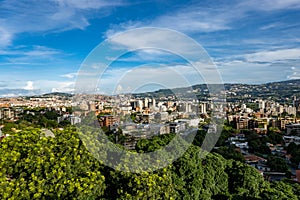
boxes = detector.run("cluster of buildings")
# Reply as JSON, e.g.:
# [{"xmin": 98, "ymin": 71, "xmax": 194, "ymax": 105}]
[
  {"xmin": 0, "ymin": 95, "xmax": 72, "ymax": 109},
  {"xmin": 225, "ymin": 131, "xmax": 300, "ymax": 182},
  {"xmin": 0, "ymin": 95, "xmax": 73, "ymax": 121},
  {"xmin": 1, "ymin": 94, "xmax": 300, "ymax": 135},
  {"xmin": 220, "ymin": 98, "xmax": 300, "ymax": 182},
  {"xmin": 1, "ymin": 92, "xmax": 300, "ymax": 183},
  {"xmin": 62, "ymin": 94, "xmax": 212, "ymax": 149},
  {"xmin": 227, "ymin": 98, "xmax": 300, "ymax": 134}
]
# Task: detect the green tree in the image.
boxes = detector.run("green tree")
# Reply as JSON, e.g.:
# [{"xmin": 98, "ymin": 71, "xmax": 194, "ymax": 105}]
[
  {"xmin": 59, "ymin": 120, "xmax": 71, "ymax": 127},
  {"xmin": 267, "ymin": 156, "xmax": 289, "ymax": 173},
  {"xmin": 213, "ymin": 146, "xmax": 245, "ymax": 162},
  {"xmin": 44, "ymin": 110, "xmax": 59, "ymax": 120},
  {"xmin": 291, "ymin": 148, "xmax": 300, "ymax": 165},
  {"xmin": 287, "ymin": 142, "xmax": 298, "ymax": 154},
  {"xmin": 0, "ymin": 127, "xmax": 106, "ymax": 199},
  {"xmin": 216, "ymin": 125, "xmax": 236, "ymax": 146},
  {"xmin": 267, "ymin": 128, "xmax": 284, "ymax": 144},
  {"xmin": 1, "ymin": 122, "xmax": 17, "ymax": 134},
  {"xmin": 107, "ymin": 168, "xmax": 176, "ymax": 199},
  {"xmin": 261, "ymin": 181, "xmax": 299, "ymax": 200},
  {"xmin": 171, "ymin": 145, "xmax": 205, "ymax": 199},
  {"xmin": 226, "ymin": 160, "xmax": 266, "ymax": 198}
]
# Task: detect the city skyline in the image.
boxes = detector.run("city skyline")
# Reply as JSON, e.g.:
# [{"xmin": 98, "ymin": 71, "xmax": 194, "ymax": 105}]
[{"xmin": 0, "ymin": 0, "xmax": 300, "ymax": 96}]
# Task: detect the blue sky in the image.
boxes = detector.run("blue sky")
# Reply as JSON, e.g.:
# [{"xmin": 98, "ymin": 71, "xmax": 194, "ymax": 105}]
[{"xmin": 0, "ymin": 0, "xmax": 300, "ymax": 96}]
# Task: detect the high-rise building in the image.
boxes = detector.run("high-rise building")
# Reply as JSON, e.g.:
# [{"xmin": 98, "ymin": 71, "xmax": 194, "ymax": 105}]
[
  {"xmin": 200, "ymin": 103, "xmax": 207, "ymax": 114},
  {"xmin": 286, "ymin": 106, "xmax": 297, "ymax": 116},
  {"xmin": 137, "ymin": 100, "xmax": 143, "ymax": 109},
  {"xmin": 151, "ymin": 98, "xmax": 156, "ymax": 108},
  {"xmin": 258, "ymin": 100, "xmax": 265, "ymax": 110},
  {"xmin": 144, "ymin": 98, "xmax": 149, "ymax": 108}
]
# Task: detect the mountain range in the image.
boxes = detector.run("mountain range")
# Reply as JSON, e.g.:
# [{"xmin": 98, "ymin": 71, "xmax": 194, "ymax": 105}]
[{"xmin": 1, "ymin": 79, "xmax": 299, "ymax": 103}]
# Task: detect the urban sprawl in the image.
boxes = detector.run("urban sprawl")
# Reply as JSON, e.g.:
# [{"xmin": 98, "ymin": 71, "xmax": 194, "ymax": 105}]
[{"xmin": 1, "ymin": 81, "xmax": 300, "ymax": 183}]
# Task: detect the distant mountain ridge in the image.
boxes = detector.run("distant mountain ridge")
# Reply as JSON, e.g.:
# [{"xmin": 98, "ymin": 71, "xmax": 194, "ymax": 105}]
[
  {"xmin": 133, "ymin": 79, "xmax": 300, "ymax": 102},
  {"xmin": 0, "ymin": 89, "xmax": 41, "ymax": 98},
  {"xmin": 1, "ymin": 79, "xmax": 299, "ymax": 101}
]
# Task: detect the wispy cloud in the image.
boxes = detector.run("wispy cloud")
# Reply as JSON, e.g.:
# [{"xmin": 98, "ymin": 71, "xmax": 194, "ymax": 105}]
[
  {"xmin": 60, "ymin": 72, "xmax": 78, "ymax": 79},
  {"xmin": 107, "ymin": 28, "xmax": 207, "ymax": 58},
  {"xmin": 244, "ymin": 48, "xmax": 300, "ymax": 63},
  {"xmin": 214, "ymin": 47, "xmax": 300, "ymax": 83},
  {"xmin": 0, "ymin": 24, "xmax": 12, "ymax": 47},
  {"xmin": 0, "ymin": 45, "xmax": 62, "ymax": 56},
  {"xmin": 108, "ymin": 49, "xmax": 186, "ymax": 64},
  {"xmin": 0, "ymin": 0, "xmax": 125, "ymax": 46},
  {"xmin": 72, "ymin": 61, "xmax": 220, "ymax": 94},
  {"xmin": 106, "ymin": 6, "xmax": 235, "ymax": 36},
  {"xmin": 95, "ymin": 64, "xmax": 204, "ymax": 94},
  {"xmin": 239, "ymin": 0, "xmax": 300, "ymax": 11},
  {"xmin": 288, "ymin": 66, "xmax": 300, "ymax": 80},
  {"xmin": 260, "ymin": 22, "xmax": 284, "ymax": 30},
  {"xmin": 54, "ymin": 0, "xmax": 124, "ymax": 10},
  {"xmin": 106, "ymin": 0, "xmax": 300, "ymax": 36},
  {"xmin": 215, "ymin": 60, "xmax": 294, "ymax": 83},
  {"xmin": 148, "ymin": 9, "xmax": 232, "ymax": 33},
  {"xmin": 0, "ymin": 45, "xmax": 65, "ymax": 64}
]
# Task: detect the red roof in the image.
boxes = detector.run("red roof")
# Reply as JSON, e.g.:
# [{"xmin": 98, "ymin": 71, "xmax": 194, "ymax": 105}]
[{"xmin": 244, "ymin": 154, "xmax": 266, "ymax": 162}]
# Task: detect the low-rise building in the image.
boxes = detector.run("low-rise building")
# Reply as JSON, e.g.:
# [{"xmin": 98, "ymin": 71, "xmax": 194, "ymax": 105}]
[
  {"xmin": 169, "ymin": 122, "xmax": 186, "ymax": 134},
  {"xmin": 286, "ymin": 123, "xmax": 300, "ymax": 135},
  {"xmin": 283, "ymin": 135, "xmax": 300, "ymax": 146},
  {"xmin": 99, "ymin": 115, "xmax": 118, "ymax": 127}
]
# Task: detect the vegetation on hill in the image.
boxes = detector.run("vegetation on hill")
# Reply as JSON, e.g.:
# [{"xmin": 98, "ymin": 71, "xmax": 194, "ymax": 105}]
[{"xmin": 133, "ymin": 79, "xmax": 300, "ymax": 103}]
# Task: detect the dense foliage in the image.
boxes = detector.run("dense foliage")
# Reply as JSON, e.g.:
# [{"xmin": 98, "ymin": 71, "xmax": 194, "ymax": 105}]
[
  {"xmin": 287, "ymin": 142, "xmax": 300, "ymax": 166},
  {"xmin": 0, "ymin": 127, "xmax": 299, "ymax": 199}
]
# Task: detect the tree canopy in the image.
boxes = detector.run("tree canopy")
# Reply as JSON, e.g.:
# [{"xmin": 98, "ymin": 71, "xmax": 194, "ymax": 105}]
[{"xmin": 0, "ymin": 127, "xmax": 299, "ymax": 199}]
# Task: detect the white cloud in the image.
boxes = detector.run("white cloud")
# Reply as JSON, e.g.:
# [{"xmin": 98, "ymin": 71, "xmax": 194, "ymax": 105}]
[
  {"xmin": 0, "ymin": 79, "xmax": 76, "ymax": 96},
  {"xmin": 107, "ymin": 49, "xmax": 185, "ymax": 63},
  {"xmin": 30, "ymin": 80, "xmax": 75, "ymax": 93},
  {"xmin": 23, "ymin": 80, "xmax": 75, "ymax": 93},
  {"xmin": 0, "ymin": 25, "xmax": 12, "ymax": 47},
  {"xmin": 24, "ymin": 81, "xmax": 34, "ymax": 90},
  {"xmin": 115, "ymin": 84, "xmax": 123, "ymax": 94},
  {"xmin": 0, "ymin": 46, "xmax": 61, "ymax": 57},
  {"xmin": 107, "ymin": 28, "xmax": 208, "ymax": 59},
  {"xmin": 106, "ymin": 0, "xmax": 300, "ymax": 37},
  {"xmin": 86, "ymin": 64, "xmax": 208, "ymax": 94},
  {"xmin": 0, "ymin": 0, "xmax": 125, "ymax": 47},
  {"xmin": 215, "ymin": 60, "xmax": 290, "ymax": 83},
  {"xmin": 106, "ymin": 7, "xmax": 234, "ymax": 36},
  {"xmin": 244, "ymin": 48, "xmax": 300, "ymax": 63},
  {"xmin": 210, "ymin": 46, "xmax": 300, "ymax": 83},
  {"xmin": 241, "ymin": 0, "xmax": 300, "ymax": 11},
  {"xmin": 288, "ymin": 66, "xmax": 300, "ymax": 79},
  {"xmin": 0, "ymin": 45, "xmax": 65, "ymax": 65},
  {"xmin": 60, "ymin": 72, "xmax": 78, "ymax": 79},
  {"xmin": 149, "ymin": 10, "xmax": 232, "ymax": 33},
  {"xmin": 99, "ymin": 67, "xmax": 174, "ymax": 94},
  {"xmin": 51, "ymin": 81, "xmax": 74, "ymax": 93},
  {"xmin": 54, "ymin": 0, "xmax": 124, "ymax": 10},
  {"xmin": 260, "ymin": 22, "xmax": 284, "ymax": 30},
  {"xmin": 22, "ymin": 46, "xmax": 62, "ymax": 57},
  {"xmin": 77, "ymin": 28, "xmax": 224, "ymax": 94}
]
